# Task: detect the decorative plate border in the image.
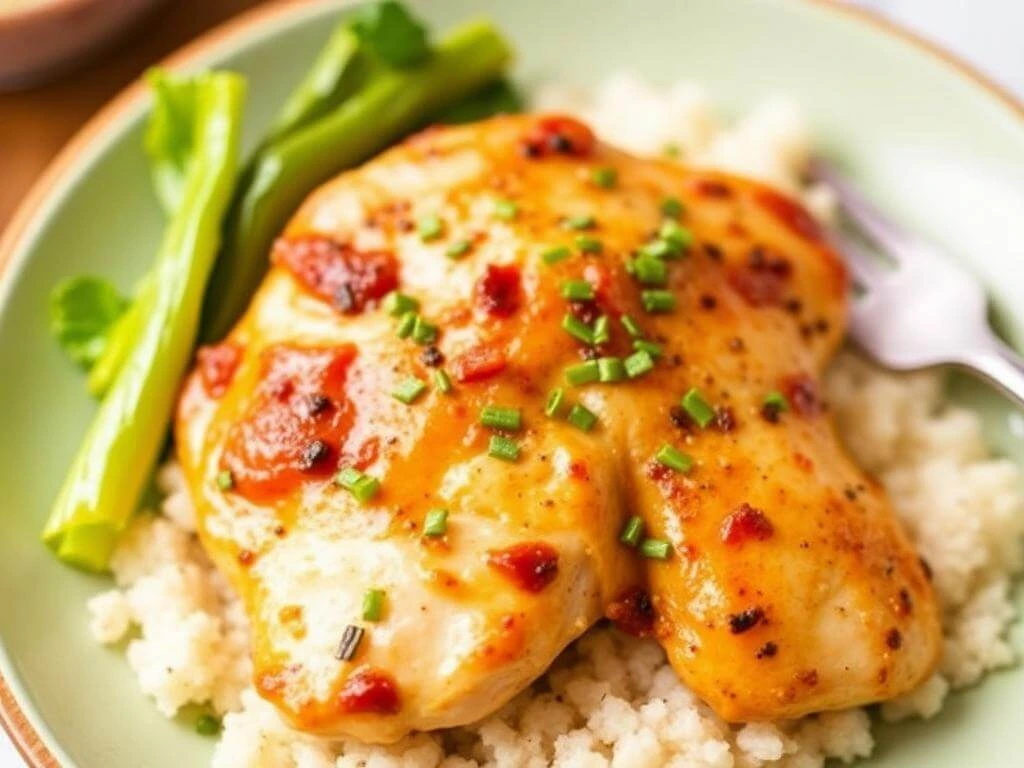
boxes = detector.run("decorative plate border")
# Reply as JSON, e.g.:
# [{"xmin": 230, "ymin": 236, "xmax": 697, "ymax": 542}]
[{"xmin": 0, "ymin": 0, "xmax": 1020, "ymax": 765}]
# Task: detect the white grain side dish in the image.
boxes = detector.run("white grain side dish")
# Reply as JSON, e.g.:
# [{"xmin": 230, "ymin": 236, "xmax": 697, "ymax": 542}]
[{"xmin": 87, "ymin": 76, "xmax": 1024, "ymax": 767}]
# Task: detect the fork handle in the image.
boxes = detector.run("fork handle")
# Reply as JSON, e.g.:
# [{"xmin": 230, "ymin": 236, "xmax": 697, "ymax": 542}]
[{"xmin": 961, "ymin": 342, "xmax": 1024, "ymax": 409}]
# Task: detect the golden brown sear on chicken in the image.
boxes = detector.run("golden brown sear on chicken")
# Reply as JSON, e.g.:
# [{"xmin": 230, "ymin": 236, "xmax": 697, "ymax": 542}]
[{"xmin": 176, "ymin": 114, "xmax": 941, "ymax": 742}]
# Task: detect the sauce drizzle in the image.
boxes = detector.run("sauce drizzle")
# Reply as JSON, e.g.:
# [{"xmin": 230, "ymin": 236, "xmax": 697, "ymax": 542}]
[{"xmin": 487, "ymin": 542, "xmax": 559, "ymax": 593}]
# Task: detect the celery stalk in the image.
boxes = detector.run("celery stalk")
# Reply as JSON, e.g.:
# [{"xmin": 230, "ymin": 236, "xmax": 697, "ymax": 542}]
[
  {"xmin": 200, "ymin": 19, "xmax": 512, "ymax": 342},
  {"xmin": 42, "ymin": 71, "xmax": 246, "ymax": 570}
]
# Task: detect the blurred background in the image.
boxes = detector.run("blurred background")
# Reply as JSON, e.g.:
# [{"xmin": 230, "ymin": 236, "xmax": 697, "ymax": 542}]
[
  {"xmin": 0, "ymin": 0, "xmax": 1020, "ymax": 762},
  {"xmin": 0, "ymin": 0, "xmax": 1022, "ymax": 231}
]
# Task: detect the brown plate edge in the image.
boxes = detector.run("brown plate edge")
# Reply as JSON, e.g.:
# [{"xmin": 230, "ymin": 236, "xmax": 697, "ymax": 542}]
[{"xmin": 0, "ymin": 0, "xmax": 1022, "ymax": 765}]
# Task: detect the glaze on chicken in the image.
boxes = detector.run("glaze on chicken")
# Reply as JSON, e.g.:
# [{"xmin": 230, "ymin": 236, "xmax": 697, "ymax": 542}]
[{"xmin": 176, "ymin": 114, "xmax": 941, "ymax": 742}]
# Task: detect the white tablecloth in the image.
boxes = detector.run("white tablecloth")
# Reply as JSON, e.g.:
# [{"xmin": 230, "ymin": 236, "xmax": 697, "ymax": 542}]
[{"xmin": 1, "ymin": 0, "xmax": 1020, "ymax": 765}]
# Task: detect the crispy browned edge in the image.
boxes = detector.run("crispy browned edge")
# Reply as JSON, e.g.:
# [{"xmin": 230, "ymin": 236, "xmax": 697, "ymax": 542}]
[{"xmin": 0, "ymin": 0, "xmax": 1021, "ymax": 764}]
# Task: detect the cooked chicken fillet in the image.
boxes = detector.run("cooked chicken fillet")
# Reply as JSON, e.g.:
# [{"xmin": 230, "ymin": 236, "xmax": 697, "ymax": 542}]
[{"xmin": 176, "ymin": 114, "xmax": 941, "ymax": 741}]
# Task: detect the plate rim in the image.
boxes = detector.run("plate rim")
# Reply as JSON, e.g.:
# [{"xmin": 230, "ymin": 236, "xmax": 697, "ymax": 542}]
[{"xmin": 0, "ymin": 0, "xmax": 1022, "ymax": 765}]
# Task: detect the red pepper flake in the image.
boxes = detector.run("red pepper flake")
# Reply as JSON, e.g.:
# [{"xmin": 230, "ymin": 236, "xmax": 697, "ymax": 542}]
[
  {"xmin": 305, "ymin": 394, "xmax": 332, "ymax": 417},
  {"xmin": 692, "ymin": 178, "xmax": 733, "ymax": 198},
  {"xmin": 606, "ymin": 586, "xmax": 656, "ymax": 637},
  {"xmin": 885, "ymin": 628, "xmax": 903, "ymax": 650},
  {"xmin": 451, "ymin": 343, "xmax": 507, "ymax": 383},
  {"xmin": 197, "ymin": 343, "xmax": 242, "ymax": 398},
  {"xmin": 237, "ymin": 549, "xmax": 255, "ymax": 566},
  {"xmin": 475, "ymin": 264, "xmax": 522, "ymax": 318},
  {"xmin": 728, "ymin": 247, "xmax": 793, "ymax": 308},
  {"xmin": 272, "ymin": 235, "xmax": 398, "ymax": 314},
  {"xmin": 568, "ymin": 460, "xmax": 590, "ymax": 481},
  {"xmin": 714, "ymin": 406, "xmax": 737, "ymax": 433},
  {"xmin": 754, "ymin": 187, "xmax": 822, "ymax": 242},
  {"xmin": 728, "ymin": 607, "xmax": 764, "ymax": 634},
  {"xmin": 793, "ymin": 452, "xmax": 814, "ymax": 472},
  {"xmin": 721, "ymin": 503, "xmax": 774, "ymax": 545},
  {"xmin": 420, "ymin": 345, "xmax": 444, "ymax": 367},
  {"xmin": 645, "ymin": 461, "xmax": 673, "ymax": 483},
  {"xmin": 521, "ymin": 115, "xmax": 595, "ymax": 158},
  {"xmin": 761, "ymin": 401, "xmax": 784, "ymax": 424},
  {"xmin": 896, "ymin": 588, "xmax": 914, "ymax": 616},
  {"xmin": 703, "ymin": 242, "xmax": 725, "ymax": 261},
  {"xmin": 298, "ymin": 439, "xmax": 332, "ymax": 472},
  {"xmin": 487, "ymin": 542, "xmax": 559, "ymax": 593},
  {"xmin": 337, "ymin": 668, "xmax": 401, "ymax": 715},
  {"xmin": 798, "ymin": 669, "xmax": 819, "ymax": 686},
  {"xmin": 756, "ymin": 641, "xmax": 778, "ymax": 659},
  {"xmin": 669, "ymin": 405, "xmax": 694, "ymax": 431},
  {"xmin": 569, "ymin": 299, "xmax": 601, "ymax": 325},
  {"xmin": 782, "ymin": 373, "xmax": 821, "ymax": 417}
]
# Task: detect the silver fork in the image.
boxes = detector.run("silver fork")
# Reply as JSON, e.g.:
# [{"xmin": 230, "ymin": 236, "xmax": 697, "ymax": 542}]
[{"xmin": 809, "ymin": 159, "xmax": 1024, "ymax": 407}]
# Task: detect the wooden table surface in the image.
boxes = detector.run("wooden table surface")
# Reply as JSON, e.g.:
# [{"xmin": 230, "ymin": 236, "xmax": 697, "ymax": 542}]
[{"xmin": 0, "ymin": 0, "xmax": 269, "ymax": 232}]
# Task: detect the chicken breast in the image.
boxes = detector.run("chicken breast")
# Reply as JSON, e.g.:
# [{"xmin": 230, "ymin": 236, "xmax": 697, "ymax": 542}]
[{"xmin": 176, "ymin": 113, "xmax": 941, "ymax": 741}]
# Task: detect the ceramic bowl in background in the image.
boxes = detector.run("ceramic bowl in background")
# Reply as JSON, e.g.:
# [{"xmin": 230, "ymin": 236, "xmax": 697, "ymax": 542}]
[{"xmin": 0, "ymin": 0, "xmax": 165, "ymax": 90}]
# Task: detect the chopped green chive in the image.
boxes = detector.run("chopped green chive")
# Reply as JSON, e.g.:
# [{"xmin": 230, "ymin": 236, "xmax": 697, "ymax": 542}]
[
  {"xmin": 335, "ymin": 467, "xmax": 381, "ymax": 504},
  {"xmin": 592, "ymin": 167, "xmax": 618, "ymax": 188},
  {"xmin": 216, "ymin": 469, "xmax": 234, "ymax": 491},
  {"xmin": 396, "ymin": 311, "xmax": 416, "ymax": 339},
  {"xmin": 633, "ymin": 339, "xmax": 662, "ymax": 357},
  {"xmin": 362, "ymin": 589, "xmax": 385, "ymax": 622},
  {"xmin": 195, "ymin": 714, "xmax": 221, "ymax": 736},
  {"xmin": 494, "ymin": 199, "xmax": 519, "ymax": 220},
  {"xmin": 568, "ymin": 403, "xmax": 598, "ymax": 432},
  {"xmin": 488, "ymin": 434, "xmax": 520, "ymax": 462},
  {"xmin": 392, "ymin": 376, "xmax": 427, "ymax": 404},
  {"xmin": 620, "ymin": 516, "xmax": 644, "ymax": 547},
  {"xmin": 336, "ymin": 466, "xmax": 361, "ymax": 487},
  {"xmin": 632, "ymin": 256, "xmax": 668, "ymax": 286},
  {"xmin": 384, "ymin": 291, "xmax": 419, "ymax": 316},
  {"xmin": 640, "ymin": 538, "xmax": 672, "ymax": 560},
  {"xmin": 411, "ymin": 316, "xmax": 438, "ymax": 345},
  {"xmin": 565, "ymin": 360, "xmax": 600, "ymax": 386},
  {"xmin": 763, "ymin": 390, "xmax": 790, "ymax": 412},
  {"xmin": 561, "ymin": 280, "xmax": 595, "ymax": 301},
  {"xmin": 433, "ymin": 369, "xmax": 453, "ymax": 394},
  {"xmin": 575, "ymin": 235, "xmax": 603, "ymax": 255},
  {"xmin": 446, "ymin": 239, "xmax": 472, "ymax": 260},
  {"xmin": 592, "ymin": 315, "xmax": 610, "ymax": 345},
  {"xmin": 660, "ymin": 197, "xmax": 684, "ymax": 219},
  {"xmin": 563, "ymin": 214, "xmax": 596, "ymax": 230},
  {"xmin": 480, "ymin": 405, "xmax": 522, "ymax": 432},
  {"xmin": 624, "ymin": 350, "xmax": 655, "ymax": 379},
  {"xmin": 641, "ymin": 290, "xmax": 677, "ymax": 313},
  {"xmin": 681, "ymin": 387, "xmax": 715, "ymax": 428},
  {"xmin": 655, "ymin": 444, "xmax": 693, "ymax": 473},
  {"xmin": 639, "ymin": 238, "xmax": 678, "ymax": 261},
  {"xmin": 562, "ymin": 313, "xmax": 595, "ymax": 344},
  {"xmin": 621, "ymin": 315, "xmax": 644, "ymax": 338},
  {"xmin": 597, "ymin": 357, "xmax": 626, "ymax": 383},
  {"xmin": 423, "ymin": 507, "xmax": 449, "ymax": 537},
  {"xmin": 418, "ymin": 214, "xmax": 443, "ymax": 241},
  {"xmin": 663, "ymin": 142, "xmax": 681, "ymax": 158},
  {"xmin": 542, "ymin": 245, "xmax": 571, "ymax": 265},
  {"xmin": 659, "ymin": 219, "xmax": 693, "ymax": 251},
  {"xmin": 545, "ymin": 388, "xmax": 566, "ymax": 417}
]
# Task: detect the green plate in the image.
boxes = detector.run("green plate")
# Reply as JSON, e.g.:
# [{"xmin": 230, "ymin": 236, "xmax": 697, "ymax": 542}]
[{"xmin": 0, "ymin": 0, "xmax": 1021, "ymax": 765}]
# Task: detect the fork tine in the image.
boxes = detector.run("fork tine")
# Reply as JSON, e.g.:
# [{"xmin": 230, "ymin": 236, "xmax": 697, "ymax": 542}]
[
  {"xmin": 825, "ymin": 229, "xmax": 888, "ymax": 292},
  {"xmin": 808, "ymin": 159, "xmax": 912, "ymax": 257}
]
